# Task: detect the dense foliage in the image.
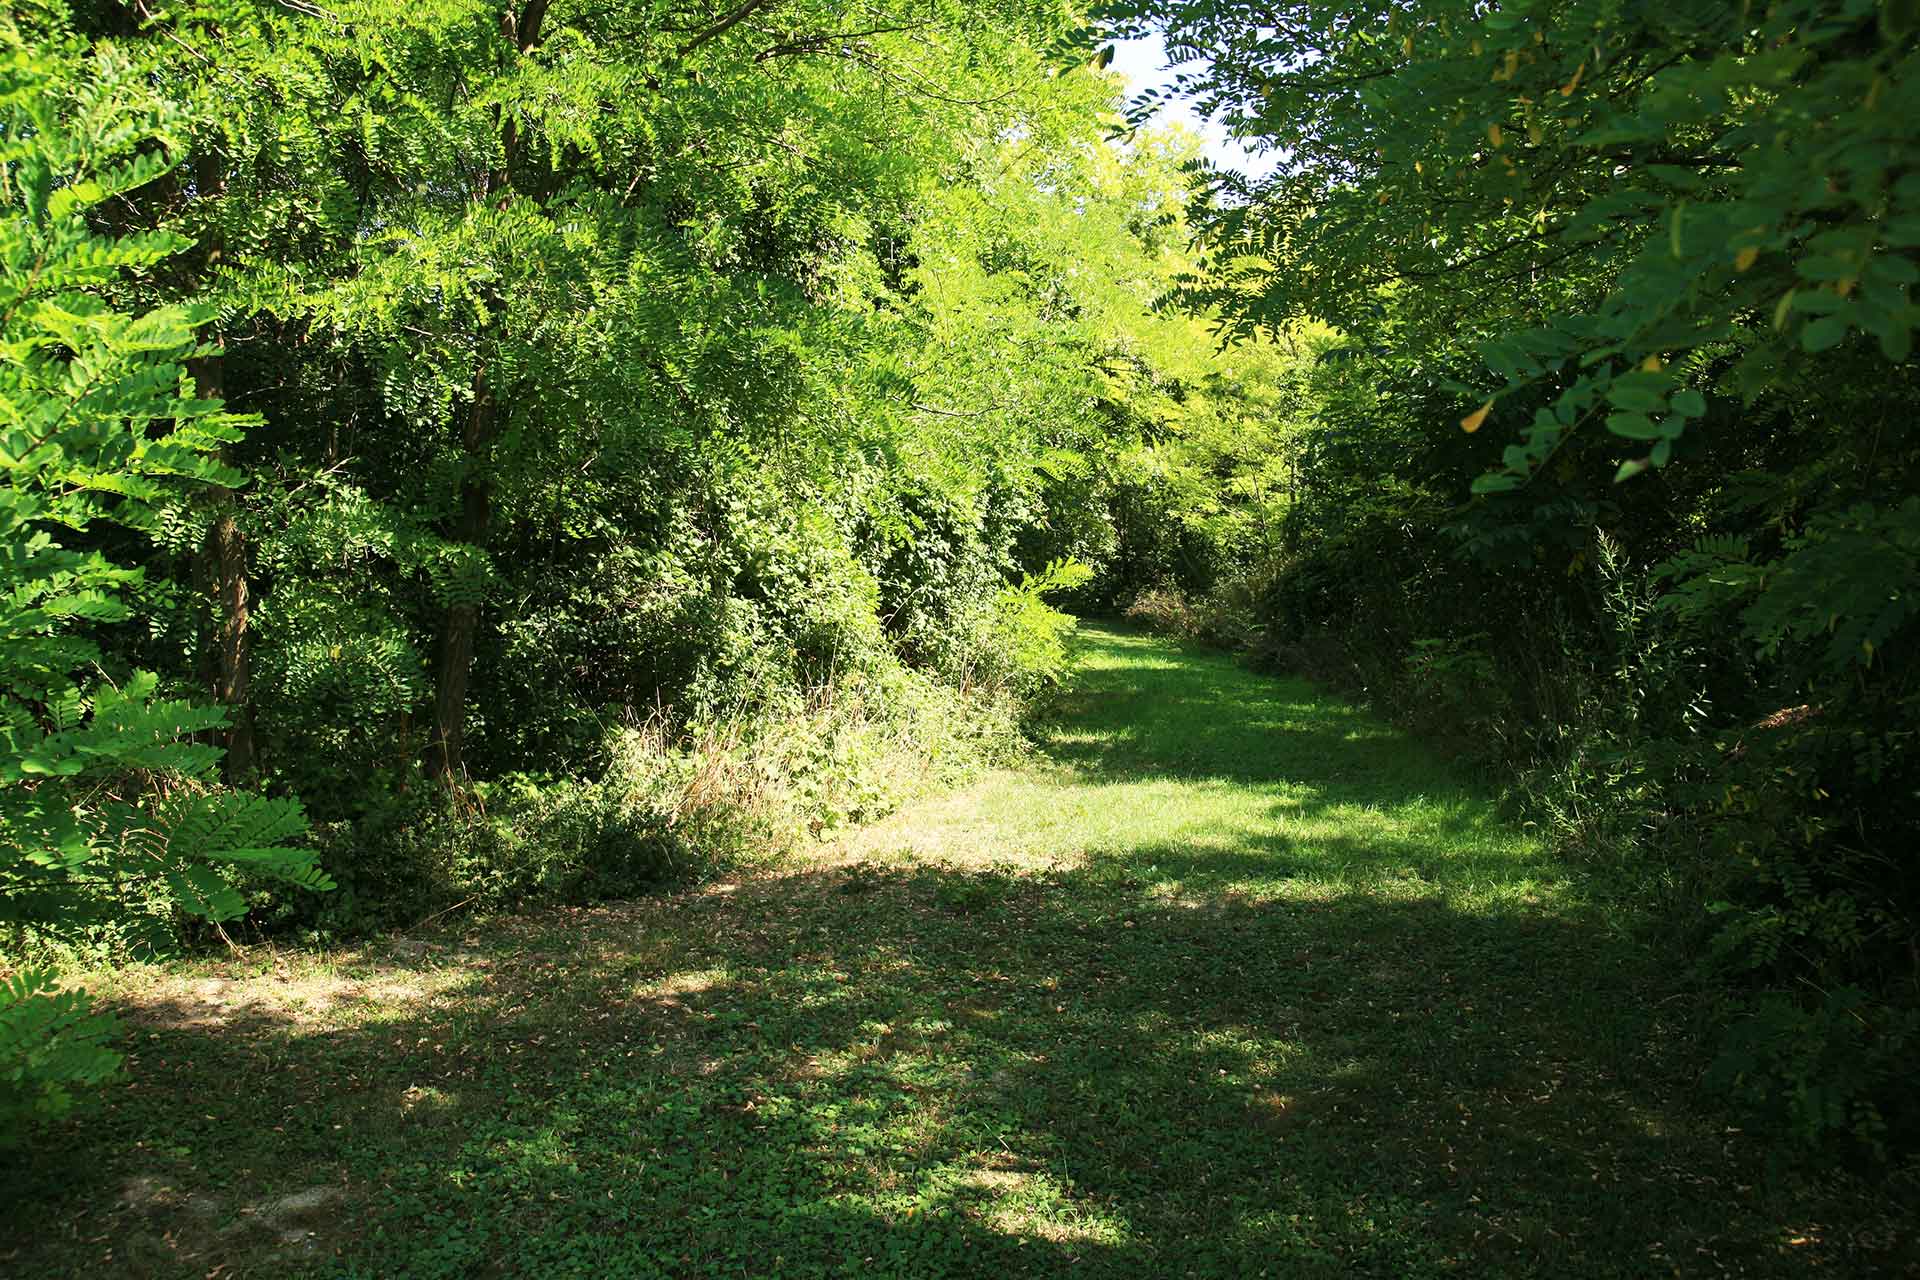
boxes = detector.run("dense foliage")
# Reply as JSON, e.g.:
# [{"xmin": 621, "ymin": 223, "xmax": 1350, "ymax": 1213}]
[
  {"xmin": 1, "ymin": 22, "xmax": 330, "ymax": 1129},
  {"xmin": 6, "ymin": 0, "xmax": 1915, "ymax": 1175},
  {"xmin": 0, "ymin": 0, "xmax": 1289, "ymax": 1134},
  {"xmin": 1101, "ymin": 0, "xmax": 1920, "ymax": 1154}
]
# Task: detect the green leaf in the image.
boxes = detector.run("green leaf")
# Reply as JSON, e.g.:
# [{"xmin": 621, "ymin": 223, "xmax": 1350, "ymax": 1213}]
[
  {"xmin": 1605, "ymin": 412, "xmax": 1664, "ymax": 441},
  {"xmin": 1802, "ymin": 315, "xmax": 1850, "ymax": 352},
  {"xmin": 1605, "ymin": 384, "xmax": 1667, "ymax": 413}
]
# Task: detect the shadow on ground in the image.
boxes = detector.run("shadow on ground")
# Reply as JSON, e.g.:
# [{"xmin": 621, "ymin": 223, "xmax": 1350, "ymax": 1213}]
[
  {"xmin": 1034, "ymin": 626, "xmax": 1417, "ymax": 790},
  {"xmin": 5, "ymin": 869, "xmax": 1906, "ymax": 1278},
  {"xmin": 2, "ymin": 626, "xmax": 1909, "ymax": 1277}
]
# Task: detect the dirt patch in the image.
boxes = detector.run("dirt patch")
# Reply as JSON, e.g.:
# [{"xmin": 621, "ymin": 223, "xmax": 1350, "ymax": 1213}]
[
  {"xmin": 112, "ymin": 963, "xmax": 454, "ymax": 1037},
  {"xmin": 246, "ymin": 1185, "xmax": 348, "ymax": 1248},
  {"xmin": 103, "ymin": 1175, "xmax": 351, "ymax": 1273}
]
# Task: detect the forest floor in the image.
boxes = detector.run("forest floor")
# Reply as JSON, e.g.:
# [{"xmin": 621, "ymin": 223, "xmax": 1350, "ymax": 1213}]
[{"xmin": 4, "ymin": 625, "xmax": 1912, "ymax": 1278}]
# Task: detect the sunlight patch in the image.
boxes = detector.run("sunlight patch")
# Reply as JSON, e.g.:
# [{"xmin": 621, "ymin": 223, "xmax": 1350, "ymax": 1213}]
[
  {"xmin": 643, "ymin": 967, "xmax": 730, "ymax": 998},
  {"xmin": 114, "ymin": 964, "xmax": 456, "ymax": 1033},
  {"xmin": 986, "ymin": 1202, "xmax": 1124, "ymax": 1247}
]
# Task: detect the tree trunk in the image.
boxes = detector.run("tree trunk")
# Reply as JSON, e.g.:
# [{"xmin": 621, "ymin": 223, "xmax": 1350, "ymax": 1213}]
[
  {"xmin": 421, "ymin": 1, "xmax": 546, "ymax": 783},
  {"xmin": 424, "ymin": 367, "xmax": 497, "ymax": 783},
  {"xmin": 189, "ymin": 152, "xmax": 256, "ymax": 782},
  {"xmin": 202, "ymin": 491, "xmax": 255, "ymax": 780}
]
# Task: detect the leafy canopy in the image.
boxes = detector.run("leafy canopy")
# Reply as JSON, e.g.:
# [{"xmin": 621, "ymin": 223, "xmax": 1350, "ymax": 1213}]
[{"xmin": 0, "ymin": 14, "xmax": 329, "ymax": 1132}]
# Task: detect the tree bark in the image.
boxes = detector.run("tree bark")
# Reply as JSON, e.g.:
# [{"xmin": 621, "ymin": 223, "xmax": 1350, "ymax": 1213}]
[
  {"xmin": 202, "ymin": 492, "xmax": 255, "ymax": 780},
  {"xmin": 423, "ymin": 366, "xmax": 497, "ymax": 782},
  {"xmin": 421, "ymin": 1, "xmax": 546, "ymax": 783},
  {"xmin": 189, "ymin": 151, "xmax": 256, "ymax": 782}
]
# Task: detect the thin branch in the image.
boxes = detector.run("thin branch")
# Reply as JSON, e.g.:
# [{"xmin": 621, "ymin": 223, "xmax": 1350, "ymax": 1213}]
[
  {"xmin": 752, "ymin": 22, "xmax": 928, "ymax": 62},
  {"xmin": 679, "ymin": 0, "xmax": 783, "ymax": 58},
  {"xmin": 911, "ymin": 400, "xmax": 1004, "ymax": 419}
]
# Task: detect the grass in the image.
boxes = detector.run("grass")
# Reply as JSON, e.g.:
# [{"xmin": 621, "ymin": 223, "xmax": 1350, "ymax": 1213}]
[{"xmin": 3, "ymin": 623, "xmax": 1911, "ymax": 1277}]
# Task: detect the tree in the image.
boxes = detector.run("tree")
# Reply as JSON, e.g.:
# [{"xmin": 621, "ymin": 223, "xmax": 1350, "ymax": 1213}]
[
  {"xmin": 1096, "ymin": 0, "xmax": 1920, "ymax": 1150},
  {"xmin": 0, "ymin": 14, "xmax": 329, "ymax": 1133},
  {"xmin": 1105, "ymin": 0, "xmax": 1919, "ymax": 485}
]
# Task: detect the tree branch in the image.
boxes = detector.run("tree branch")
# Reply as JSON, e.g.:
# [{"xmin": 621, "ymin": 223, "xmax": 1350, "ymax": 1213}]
[{"xmin": 679, "ymin": 0, "xmax": 783, "ymax": 58}]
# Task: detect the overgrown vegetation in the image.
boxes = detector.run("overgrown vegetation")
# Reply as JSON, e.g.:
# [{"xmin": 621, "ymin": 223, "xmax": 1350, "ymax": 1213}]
[
  {"xmin": 0, "ymin": 0, "xmax": 1279, "ymax": 1132},
  {"xmin": 1099, "ymin": 0, "xmax": 1920, "ymax": 1156},
  {"xmin": 4, "ymin": 0, "xmax": 1917, "ymax": 1221},
  {"xmin": 1, "ymin": 27, "xmax": 329, "ymax": 1129},
  {"xmin": 3, "ymin": 628, "xmax": 1909, "ymax": 1276}
]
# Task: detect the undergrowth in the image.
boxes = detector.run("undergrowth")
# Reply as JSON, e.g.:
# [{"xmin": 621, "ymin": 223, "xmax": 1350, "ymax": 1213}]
[
  {"xmin": 3, "ymin": 625, "xmax": 1909, "ymax": 1278},
  {"xmin": 1119, "ymin": 536, "xmax": 1920, "ymax": 1163}
]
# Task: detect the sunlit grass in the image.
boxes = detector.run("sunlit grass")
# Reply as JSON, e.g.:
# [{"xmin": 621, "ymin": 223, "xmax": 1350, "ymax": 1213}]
[
  {"xmin": 2, "ymin": 625, "xmax": 1906, "ymax": 1277},
  {"xmin": 848, "ymin": 626, "xmax": 1559, "ymax": 909}
]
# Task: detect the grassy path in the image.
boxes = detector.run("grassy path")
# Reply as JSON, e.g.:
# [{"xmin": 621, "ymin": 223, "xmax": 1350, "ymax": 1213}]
[{"xmin": 3, "ymin": 625, "xmax": 1906, "ymax": 1277}]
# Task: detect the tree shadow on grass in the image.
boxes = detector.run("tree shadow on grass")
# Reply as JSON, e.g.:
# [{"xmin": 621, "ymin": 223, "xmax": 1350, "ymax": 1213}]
[
  {"xmin": 1037, "ymin": 625, "xmax": 1424, "ymax": 792},
  {"xmin": 2, "ymin": 861, "xmax": 1906, "ymax": 1279},
  {"xmin": 2, "ymin": 625, "xmax": 1906, "ymax": 1276}
]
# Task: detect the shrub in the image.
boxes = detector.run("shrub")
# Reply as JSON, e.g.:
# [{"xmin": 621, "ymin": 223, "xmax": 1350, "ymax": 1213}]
[
  {"xmin": 0, "ymin": 971, "xmax": 119, "ymax": 1139},
  {"xmin": 252, "ymin": 654, "xmax": 1028, "ymax": 937},
  {"xmin": 0, "ymin": 25, "xmax": 327, "ymax": 1132},
  {"xmin": 1122, "ymin": 586, "xmax": 1204, "ymax": 639},
  {"xmin": 978, "ymin": 558, "xmax": 1095, "ymax": 701},
  {"xmin": 1706, "ymin": 988, "xmax": 1920, "ymax": 1160}
]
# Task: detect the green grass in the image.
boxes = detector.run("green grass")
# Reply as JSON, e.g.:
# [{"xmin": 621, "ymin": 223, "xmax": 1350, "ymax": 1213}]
[{"xmin": 3, "ymin": 624, "xmax": 1909, "ymax": 1277}]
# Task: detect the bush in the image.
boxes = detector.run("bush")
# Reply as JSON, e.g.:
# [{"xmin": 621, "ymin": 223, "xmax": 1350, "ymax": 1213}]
[
  {"xmin": 0, "ymin": 971, "xmax": 119, "ymax": 1138},
  {"xmin": 1706, "ymin": 988, "xmax": 1920, "ymax": 1160},
  {"xmin": 250, "ymin": 652, "xmax": 1028, "ymax": 937},
  {"xmin": 1122, "ymin": 575, "xmax": 1264, "ymax": 651},
  {"xmin": 976, "ymin": 559, "xmax": 1095, "ymax": 702},
  {"xmin": 1122, "ymin": 586, "xmax": 1204, "ymax": 639}
]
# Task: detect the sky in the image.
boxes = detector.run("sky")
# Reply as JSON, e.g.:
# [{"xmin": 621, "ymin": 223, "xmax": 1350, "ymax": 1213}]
[{"xmin": 1107, "ymin": 34, "xmax": 1278, "ymax": 178}]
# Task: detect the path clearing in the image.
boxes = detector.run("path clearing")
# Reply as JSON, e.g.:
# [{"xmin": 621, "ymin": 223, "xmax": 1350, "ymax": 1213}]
[{"xmin": 3, "ymin": 625, "xmax": 1905, "ymax": 1277}]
